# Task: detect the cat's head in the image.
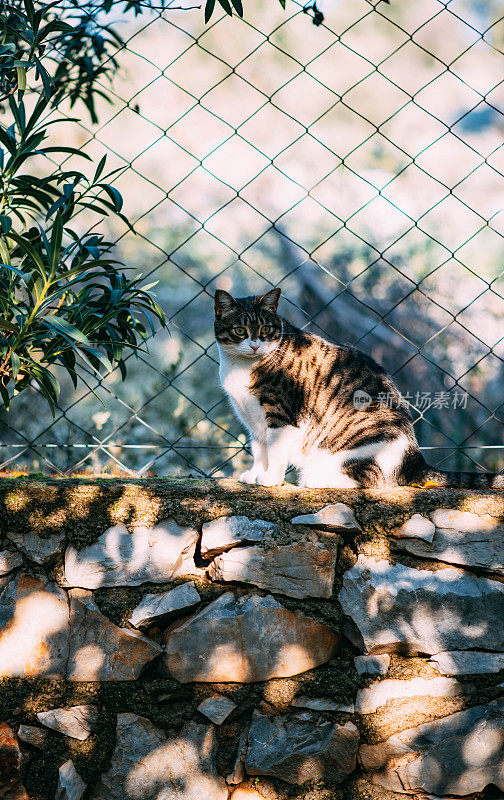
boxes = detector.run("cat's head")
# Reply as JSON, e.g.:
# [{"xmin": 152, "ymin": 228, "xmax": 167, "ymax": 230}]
[{"xmin": 214, "ymin": 288, "xmax": 282, "ymax": 359}]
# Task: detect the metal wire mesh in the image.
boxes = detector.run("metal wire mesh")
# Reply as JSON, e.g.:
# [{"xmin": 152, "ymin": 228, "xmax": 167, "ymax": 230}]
[{"xmin": 2, "ymin": 0, "xmax": 504, "ymax": 478}]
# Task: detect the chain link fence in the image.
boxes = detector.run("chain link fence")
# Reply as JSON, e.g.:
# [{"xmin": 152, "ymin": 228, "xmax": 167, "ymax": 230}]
[{"xmin": 2, "ymin": 0, "xmax": 504, "ymax": 478}]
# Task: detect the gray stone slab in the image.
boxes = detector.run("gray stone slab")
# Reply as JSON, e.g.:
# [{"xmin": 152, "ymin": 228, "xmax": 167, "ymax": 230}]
[
  {"xmin": 394, "ymin": 513, "xmax": 504, "ymax": 574},
  {"xmin": 197, "ymin": 694, "xmax": 236, "ymax": 724},
  {"xmin": 91, "ymin": 713, "xmax": 227, "ymax": 800},
  {"xmin": 37, "ymin": 705, "xmax": 97, "ymax": 741},
  {"xmin": 339, "ymin": 555, "xmax": 504, "ymax": 655},
  {"xmin": 245, "ymin": 712, "xmax": 359, "ymax": 784},
  {"xmin": 207, "ymin": 541, "xmax": 337, "ymax": 598},
  {"xmin": 17, "ymin": 725, "xmax": 47, "ymax": 750},
  {"xmin": 200, "ymin": 516, "xmax": 277, "ymax": 558},
  {"xmin": 56, "ymin": 760, "xmax": 87, "ymax": 800},
  {"xmin": 292, "ymin": 696, "xmax": 354, "ymax": 713},
  {"xmin": 429, "ymin": 650, "xmax": 504, "ymax": 675},
  {"xmin": 291, "ymin": 503, "xmax": 360, "ymax": 532},
  {"xmin": 129, "ymin": 582, "xmax": 200, "ymax": 628},
  {"xmin": 354, "ymin": 654, "xmax": 390, "ymax": 676},
  {"xmin": 355, "ymin": 677, "xmax": 463, "ymax": 714},
  {"xmin": 0, "ymin": 573, "xmax": 69, "ymax": 678},
  {"xmin": 164, "ymin": 592, "xmax": 338, "ymax": 683},
  {"xmin": 359, "ymin": 698, "xmax": 504, "ymax": 794},
  {"xmin": 64, "ymin": 520, "xmax": 201, "ymax": 588},
  {"xmin": 0, "ymin": 549, "xmax": 23, "ymax": 576},
  {"xmin": 392, "ymin": 514, "xmax": 435, "ymax": 542},
  {"xmin": 6, "ymin": 530, "xmax": 65, "ymax": 565},
  {"xmin": 67, "ymin": 591, "xmax": 162, "ymax": 681}
]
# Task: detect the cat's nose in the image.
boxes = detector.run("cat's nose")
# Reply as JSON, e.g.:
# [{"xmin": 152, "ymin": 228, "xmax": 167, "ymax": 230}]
[{"xmin": 250, "ymin": 342, "xmax": 260, "ymax": 352}]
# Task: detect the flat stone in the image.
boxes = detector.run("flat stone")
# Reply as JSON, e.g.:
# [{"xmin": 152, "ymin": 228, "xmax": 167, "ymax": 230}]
[
  {"xmin": 339, "ymin": 555, "xmax": 504, "ymax": 655},
  {"xmin": 6, "ymin": 530, "xmax": 65, "ymax": 565},
  {"xmin": 129, "ymin": 582, "xmax": 200, "ymax": 629},
  {"xmin": 0, "ymin": 722, "xmax": 24, "ymax": 795},
  {"xmin": 37, "ymin": 705, "xmax": 97, "ymax": 741},
  {"xmin": 17, "ymin": 725, "xmax": 47, "ymax": 749},
  {"xmin": 354, "ymin": 654, "xmax": 390, "ymax": 676},
  {"xmin": 0, "ymin": 573, "xmax": 69, "ymax": 678},
  {"xmin": 392, "ymin": 514, "xmax": 435, "ymax": 542},
  {"xmin": 429, "ymin": 650, "xmax": 504, "ymax": 675},
  {"xmin": 165, "ymin": 592, "xmax": 338, "ymax": 683},
  {"xmin": 200, "ymin": 516, "xmax": 277, "ymax": 558},
  {"xmin": 394, "ymin": 508, "xmax": 504, "ymax": 574},
  {"xmin": 245, "ymin": 712, "xmax": 359, "ymax": 784},
  {"xmin": 0, "ymin": 549, "xmax": 23, "ymax": 576},
  {"xmin": 64, "ymin": 520, "xmax": 201, "ymax": 589},
  {"xmin": 355, "ymin": 677, "xmax": 463, "ymax": 714},
  {"xmin": 207, "ymin": 541, "xmax": 337, "ymax": 598},
  {"xmin": 291, "ymin": 503, "xmax": 360, "ymax": 532},
  {"xmin": 91, "ymin": 713, "xmax": 227, "ymax": 800},
  {"xmin": 67, "ymin": 591, "xmax": 162, "ymax": 681},
  {"xmin": 359, "ymin": 697, "xmax": 504, "ymax": 794},
  {"xmin": 56, "ymin": 760, "xmax": 87, "ymax": 800},
  {"xmin": 292, "ymin": 696, "xmax": 354, "ymax": 713},
  {"xmin": 197, "ymin": 695, "xmax": 236, "ymax": 724}
]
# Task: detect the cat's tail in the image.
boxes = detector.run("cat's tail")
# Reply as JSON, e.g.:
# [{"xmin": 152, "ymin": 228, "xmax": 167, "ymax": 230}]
[{"xmin": 399, "ymin": 449, "xmax": 504, "ymax": 490}]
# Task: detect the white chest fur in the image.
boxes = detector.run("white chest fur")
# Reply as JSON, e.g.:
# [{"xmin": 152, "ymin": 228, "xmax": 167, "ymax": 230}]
[{"xmin": 218, "ymin": 349, "xmax": 267, "ymax": 441}]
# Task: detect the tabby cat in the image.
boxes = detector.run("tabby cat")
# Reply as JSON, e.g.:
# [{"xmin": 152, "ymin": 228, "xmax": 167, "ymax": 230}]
[{"xmin": 214, "ymin": 287, "xmax": 503, "ymax": 489}]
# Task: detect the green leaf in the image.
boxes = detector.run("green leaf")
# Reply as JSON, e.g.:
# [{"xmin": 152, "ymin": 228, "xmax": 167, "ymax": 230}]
[
  {"xmin": 99, "ymin": 184, "xmax": 123, "ymax": 212},
  {"xmin": 10, "ymin": 352, "xmax": 21, "ymax": 379},
  {"xmin": 205, "ymin": 0, "xmax": 216, "ymax": 22},
  {"xmin": 230, "ymin": 0, "xmax": 243, "ymax": 15},
  {"xmin": 218, "ymin": 0, "xmax": 233, "ymax": 15},
  {"xmin": 40, "ymin": 315, "xmax": 91, "ymax": 345}
]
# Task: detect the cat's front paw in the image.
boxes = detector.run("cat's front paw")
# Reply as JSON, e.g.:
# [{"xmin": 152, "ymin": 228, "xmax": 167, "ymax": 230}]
[
  {"xmin": 238, "ymin": 469, "xmax": 258, "ymax": 484},
  {"xmin": 255, "ymin": 470, "xmax": 282, "ymax": 487}
]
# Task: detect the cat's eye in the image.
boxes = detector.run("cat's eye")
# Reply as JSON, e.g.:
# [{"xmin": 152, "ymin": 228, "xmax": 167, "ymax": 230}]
[
  {"xmin": 261, "ymin": 325, "xmax": 272, "ymax": 336},
  {"xmin": 233, "ymin": 326, "xmax": 247, "ymax": 336}
]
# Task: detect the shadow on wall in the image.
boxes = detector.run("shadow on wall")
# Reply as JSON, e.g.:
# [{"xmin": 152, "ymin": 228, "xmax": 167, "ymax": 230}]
[{"xmin": 0, "ymin": 479, "xmax": 503, "ymax": 798}]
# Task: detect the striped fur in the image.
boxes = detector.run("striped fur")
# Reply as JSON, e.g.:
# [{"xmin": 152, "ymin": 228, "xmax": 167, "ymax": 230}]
[{"xmin": 214, "ymin": 289, "xmax": 504, "ymax": 489}]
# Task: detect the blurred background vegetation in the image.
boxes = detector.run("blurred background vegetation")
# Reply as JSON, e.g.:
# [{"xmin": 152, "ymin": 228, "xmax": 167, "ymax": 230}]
[{"xmin": 1, "ymin": 0, "xmax": 504, "ymax": 478}]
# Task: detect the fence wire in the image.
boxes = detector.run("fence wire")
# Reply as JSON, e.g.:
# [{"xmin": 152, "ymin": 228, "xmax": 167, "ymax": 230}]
[{"xmin": 2, "ymin": 0, "xmax": 504, "ymax": 478}]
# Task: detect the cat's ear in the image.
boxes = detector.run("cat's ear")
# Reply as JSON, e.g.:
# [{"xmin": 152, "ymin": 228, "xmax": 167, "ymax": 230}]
[
  {"xmin": 214, "ymin": 290, "xmax": 236, "ymax": 317},
  {"xmin": 259, "ymin": 287, "xmax": 281, "ymax": 312}
]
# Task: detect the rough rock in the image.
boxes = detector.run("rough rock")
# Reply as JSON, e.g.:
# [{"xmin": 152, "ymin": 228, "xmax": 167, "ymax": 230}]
[
  {"xmin": 392, "ymin": 514, "xmax": 435, "ymax": 542},
  {"xmin": 165, "ymin": 592, "xmax": 338, "ymax": 683},
  {"xmin": 129, "ymin": 582, "xmax": 200, "ymax": 628},
  {"xmin": 6, "ymin": 530, "xmax": 65, "ymax": 565},
  {"xmin": 207, "ymin": 541, "xmax": 337, "ymax": 598},
  {"xmin": 0, "ymin": 722, "xmax": 24, "ymax": 795},
  {"xmin": 64, "ymin": 520, "xmax": 201, "ymax": 589},
  {"xmin": 91, "ymin": 713, "xmax": 227, "ymax": 800},
  {"xmin": 359, "ymin": 697, "xmax": 504, "ymax": 794},
  {"xmin": 245, "ymin": 712, "xmax": 359, "ymax": 784},
  {"xmin": 0, "ymin": 573, "xmax": 69, "ymax": 678},
  {"xmin": 339, "ymin": 555, "xmax": 504, "ymax": 655},
  {"xmin": 17, "ymin": 724, "xmax": 47, "ymax": 749},
  {"xmin": 291, "ymin": 503, "xmax": 360, "ymax": 532},
  {"xmin": 394, "ymin": 507, "xmax": 504, "ymax": 574},
  {"xmin": 226, "ymin": 727, "xmax": 249, "ymax": 785},
  {"xmin": 429, "ymin": 650, "xmax": 504, "ymax": 675},
  {"xmin": 0, "ymin": 549, "xmax": 23, "ymax": 576},
  {"xmin": 355, "ymin": 677, "xmax": 463, "ymax": 714},
  {"xmin": 197, "ymin": 694, "xmax": 236, "ymax": 724},
  {"xmin": 56, "ymin": 760, "xmax": 87, "ymax": 800},
  {"xmin": 354, "ymin": 654, "xmax": 390, "ymax": 676},
  {"xmin": 67, "ymin": 591, "xmax": 162, "ymax": 681},
  {"xmin": 292, "ymin": 696, "xmax": 354, "ymax": 712},
  {"xmin": 200, "ymin": 516, "xmax": 277, "ymax": 558},
  {"xmin": 37, "ymin": 705, "xmax": 97, "ymax": 741}
]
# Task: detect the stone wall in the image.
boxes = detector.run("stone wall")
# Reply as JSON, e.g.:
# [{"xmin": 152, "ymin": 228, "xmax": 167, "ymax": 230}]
[{"xmin": 0, "ymin": 478, "xmax": 503, "ymax": 800}]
